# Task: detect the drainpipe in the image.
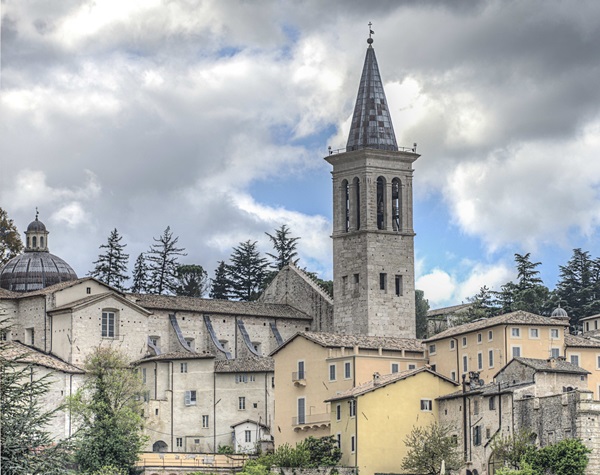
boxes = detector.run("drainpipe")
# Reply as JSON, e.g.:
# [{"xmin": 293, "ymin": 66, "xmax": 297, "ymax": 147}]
[
  {"xmin": 452, "ymin": 337, "xmax": 459, "ymax": 380},
  {"xmin": 44, "ymin": 298, "xmax": 47, "ymax": 352},
  {"xmin": 355, "ymin": 398, "xmax": 358, "ymax": 471},
  {"xmin": 504, "ymin": 325, "xmax": 508, "ymax": 363},
  {"xmin": 462, "ymin": 374, "xmax": 468, "ymax": 462},
  {"xmin": 154, "ymin": 362, "xmax": 158, "ymax": 400},
  {"xmin": 213, "ymin": 369, "xmax": 217, "ymax": 453},
  {"xmin": 170, "ymin": 361, "xmax": 174, "ymax": 452}
]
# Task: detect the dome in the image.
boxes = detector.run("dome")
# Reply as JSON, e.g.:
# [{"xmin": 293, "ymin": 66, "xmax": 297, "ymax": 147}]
[
  {"xmin": 0, "ymin": 252, "xmax": 78, "ymax": 292},
  {"xmin": 27, "ymin": 218, "xmax": 47, "ymax": 232},
  {"xmin": 551, "ymin": 306, "xmax": 569, "ymax": 319}
]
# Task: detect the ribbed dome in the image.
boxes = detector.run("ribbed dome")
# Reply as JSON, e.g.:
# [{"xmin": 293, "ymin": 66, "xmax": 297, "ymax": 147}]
[
  {"xmin": 27, "ymin": 218, "xmax": 47, "ymax": 232},
  {"xmin": 551, "ymin": 307, "xmax": 569, "ymax": 319},
  {"xmin": 0, "ymin": 252, "xmax": 78, "ymax": 292}
]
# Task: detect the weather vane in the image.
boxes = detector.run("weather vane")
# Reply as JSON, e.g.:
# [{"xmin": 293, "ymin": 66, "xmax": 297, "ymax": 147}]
[{"xmin": 368, "ymin": 22, "xmax": 374, "ymax": 44}]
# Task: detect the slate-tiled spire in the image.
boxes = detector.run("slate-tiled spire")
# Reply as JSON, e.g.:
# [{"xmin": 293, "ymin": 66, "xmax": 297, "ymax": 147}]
[{"xmin": 346, "ymin": 38, "xmax": 398, "ymax": 152}]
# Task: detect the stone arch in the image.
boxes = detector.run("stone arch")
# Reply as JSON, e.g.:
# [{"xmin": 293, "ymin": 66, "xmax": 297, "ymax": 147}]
[
  {"xmin": 152, "ymin": 440, "xmax": 168, "ymax": 452},
  {"xmin": 376, "ymin": 176, "xmax": 387, "ymax": 230}
]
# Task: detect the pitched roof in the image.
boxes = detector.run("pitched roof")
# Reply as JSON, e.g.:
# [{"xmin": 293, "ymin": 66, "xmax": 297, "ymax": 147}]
[
  {"xmin": 511, "ymin": 357, "xmax": 590, "ymax": 375},
  {"xmin": 425, "ymin": 311, "xmax": 568, "ymax": 342},
  {"xmin": 1, "ymin": 277, "xmax": 118, "ymax": 299},
  {"xmin": 133, "ymin": 351, "xmax": 215, "ymax": 364},
  {"xmin": 49, "ymin": 292, "xmax": 152, "ymax": 315},
  {"xmin": 230, "ymin": 419, "xmax": 269, "ymax": 430},
  {"xmin": 565, "ymin": 334, "xmax": 600, "ymax": 348},
  {"xmin": 0, "ymin": 288, "xmax": 20, "ymax": 299},
  {"xmin": 326, "ymin": 367, "xmax": 457, "ymax": 402},
  {"xmin": 1, "ymin": 341, "xmax": 84, "ymax": 373},
  {"xmin": 579, "ymin": 313, "xmax": 600, "ymax": 322},
  {"xmin": 128, "ymin": 293, "xmax": 312, "ymax": 320},
  {"xmin": 271, "ymin": 331, "xmax": 425, "ymax": 356},
  {"xmin": 214, "ymin": 356, "xmax": 274, "ymax": 373},
  {"xmin": 427, "ymin": 303, "xmax": 472, "ymax": 318}
]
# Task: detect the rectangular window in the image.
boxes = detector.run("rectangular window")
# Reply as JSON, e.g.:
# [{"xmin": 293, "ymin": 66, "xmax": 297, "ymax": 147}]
[
  {"xmin": 349, "ymin": 400, "xmax": 356, "ymax": 417},
  {"xmin": 489, "ymin": 349, "xmax": 494, "ymax": 368},
  {"xmin": 586, "ymin": 322, "xmax": 590, "ymax": 332},
  {"xmin": 336, "ymin": 404, "xmax": 341, "ymax": 421},
  {"xmin": 463, "ymin": 355, "xmax": 468, "ymax": 373},
  {"xmin": 477, "ymin": 333, "xmax": 482, "ymax": 343},
  {"xmin": 351, "ymin": 435, "xmax": 356, "ymax": 453},
  {"xmin": 298, "ymin": 398, "xmax": 306, "ymax": 424},
  {"xmin": 25, "ymin": 327, "xmax": 35, "ymax": 345},
  {"xmin": 486, "ymin": 428, "xmax": 491, "ymax": 439},
  {"xmin": 450, "ymin": 339, "xmax": 455, "ymax": 350},
  {"xmin": 185, "ymin": 390, "xmax": 197, "ymax": 406},
  {"xmin": 344, "ymin": 361, "xmax": 351, "ymax": 379},
  {"xmin": 477, "ymin": 352, "xmax": 483, "ymax": 370},
  {"xmin": 142, "ymin": 368, "xmax": 147, "ymax": 384},
  {"xmin": 329, "ymin": 364, "xmax": 336, "ymax": 381},
  {"xmin": 420, "ymin": 399, "xmax": 433, "ymax": 411},
  {"xmin": 489, "ymin": 397, "xmax": 496, "ymax": 410},
  {"xmin": 597, "ymin": 355, "xmax": 600, "ymax": 369},
  {"xmin": 408, "ymin": 364, "xmax": 416, "ymax": 370},
  {"xmin": 176, "ymin": 437, "xmax": 183, "ymax": 448},
  {"xmin": 551, "ymin": 348, "xmax": 560, "ymax": 358},
  {"xmin": 511, "ymin": 328, "xmax": 520, "ymax": 338},
  {"xmin": 488, "ymin": 330, "xmax": 493, "ymax": 341},
  {"xmin": 474, "ymin": 426, "xmax": 482, "ymax": 446},
  {"xmin": 551, "ymin": 328, "xmax": 559, "ymax": 338},
  {"xmin": 462, "ymin": 337, "xmax": 467, "ymax": 347},
  {"xmin": 342, "ymin": 276, "xmax": 348, "ymax": 295},
  {"xmin": 101, "ymin": 311, "xmax": 116, "ymax": 338},
  {"xmin": 245, "ymin": 430, "xmax": 252, "ymax": 443},
  {"xmin": 429, "ymin": 344, "xmax": 436, "ymax": 354},
  {"xmin": 512, "ymin": 346, "xmax": 521, "ymax": 358},
  {"xmin": 530, "ymin": 328, "xmax": 539, "ymax": 338},
  {"xmin": 451, "ymin": 371, "xmax": 456, "ymax": 381},
  {"xmin": 474, "ymin": 400, "xmax": 479, "ymax": 415},
  {"xmin": 379, "ymin": 273, "xmax": 387, "ymax": 291},
  {"xmin": 297, "ymin": 361, "xmax": 305, "ymax": 380},
  {"xmin": 202, "ymin": 415, "xmax": 209, "ymax": 428},
  {"xmin": 395, "ymin": 275, "xmax": 403, "ymax": 296},
  {"xmin": 571, "ymin": 355, "xmax": 580, "ymax": 366},
  {"xmin": 595, "ymin": 320, "xmax": 598, "ymax": 330},
  {"xmin": 336, "ymin": 433, "xmax": 341, "ymax": 449},
  {"xmin": 180, "ymin": 362, "xmax": 188, "ymax": 373},
  {"xmin": 239, "ymin": 397, "xmax": 246, "ymax": 410},
  {"xmin": 353, "ymin": 274, "xmax": 360, "ymax": 293}
]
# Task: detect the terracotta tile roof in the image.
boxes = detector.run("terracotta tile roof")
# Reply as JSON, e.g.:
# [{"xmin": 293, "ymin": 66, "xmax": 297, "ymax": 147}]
[
  {"xmin": 326, "ymin": 367, "xmax": 457, "ymax": 401},
  {"xmin": 565, "ymin": 334, "xmax": 600, "ymax": 348},
  {"xmin": 425, "ymin": 311, "xmax": 568, "ymax": 342},
  {"xmin": 1, "ymin": 341, "xmax": 83, "ymax": 373},
  {"xmin": 512, "ymin": 356, "xmax": 590, "ymax": 375},
  {"xmin": 128, "ymin": 293, "xmax": 312, "ymax": 320},
  {"xmin": 298, "ymin": 331, "xmax": 424, "ymax": 352},
  {"xmin": 427, "ymin": 303, "xmax": 472, "ymax": 317},
  {"xmin": 580, "ymin": 313, "xmax": 600, "ymax": 322},
  {"xmin": 436, "ymin": 381, "xmax": 535, "ymax": 400},
  {"xmin": 214, "ymin": 356, "xmax": 274, "ymax": 373},
  {"xmin": 133, "ymin": 351, "xmax": 215, "ymax": 364},
  {"xmin": 0, "ymin": 288, "xmax": 20, "ymax": 299}
]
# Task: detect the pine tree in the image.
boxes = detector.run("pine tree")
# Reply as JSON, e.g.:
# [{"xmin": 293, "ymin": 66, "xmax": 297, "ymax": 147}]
[
  {"xmin": 210, "ymin": 261, "xmax": 231, "ymax": 300},
  {"xmin": 89, "ymin": 228, "xmax": 129, "ymax": 291},
  {"xmin": 0, "ymin": 207, "xmax": 24, "ymax": 266},
  {"xmin": 0, "ymin": 327, "xmax": 73, "ymax": 474},
  {"xmin": 226, "ymin": 240, "xmax": 269, "ymax": 301},
  {"xmin": 146, "ymin": 227, "xmax": 187, "ymax": 295},
  {"xmin": 514, "ymin": 252, "xmax": 543, "ymax": 290},
  {"xmin": 176, "ymin": 264, "xmax": 209, "ymax": 297},
  {"xmin": 130, "ymin": 253, "xmax": 150, "ymax": 293},
  {"xmin": 415, "ymin": 289, "xmax": 430, "ymax": 338},
  {"xmin": 265, "ymin": 225, "xmax": 300, "ymax": 270}
]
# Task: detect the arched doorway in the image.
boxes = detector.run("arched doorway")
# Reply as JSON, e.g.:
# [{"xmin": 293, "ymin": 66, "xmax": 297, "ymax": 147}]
[{"xmin": 152, "ymin": 440, "xmax": 168, "ymax": 452}]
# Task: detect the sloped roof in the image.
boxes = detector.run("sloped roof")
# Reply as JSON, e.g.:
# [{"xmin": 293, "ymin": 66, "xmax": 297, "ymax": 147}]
[
  {"xmin": 1, "ymin": 341, "xmax": 83, "ymax": 373},
  {"xmin": 129, "ymin": 293, "xmax": 312, "ymax": 320},
  {"xmin": 511, "ymin": 357, "xmax": 590, "ymax": 375},
  {"xmin": 49, "ymin": 292, "xmax": 152, "ymax": 315},
  {"xmin": 326, "ymin": 366, "xmax": 457, "ymax": 402},
  {"xmin": 0, "ymin": 277, "xmax": 119, "ymax": 299},
  {"xmin": 214, "ymin": 356, "xmax": 274, "ymax": 373},
  {"xmin": 425, "ymin": 311, "xmax": 568, "ymax": 342},
  {"xmin": 230, "ymin": 419, "xmax": 269, "ymax": 430},
  {"xmin": 0, "ymin": 288, "xmax": 20, "ymax": 299},
  {"xmin": 565, "ymin": 334, "xmax": 600, "ymax": 348},
  {"xmin": 427, "ymin": 303, "xmax": 472, "ymax": 318},
  {"xmin": 271, "ymin": 331, "xmax": 424, "ymax": 356},
  {"xmin": 133, "ymin": 351, "xmax": 214, "ymax": 364}
]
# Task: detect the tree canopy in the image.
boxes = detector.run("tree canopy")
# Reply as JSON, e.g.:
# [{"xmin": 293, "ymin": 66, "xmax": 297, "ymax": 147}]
[
  {"xmin": 401, "ymin": 423, "xmax": 464, "ymax": 475},
  {"xmin": 265, "ymin": 224, "xmax": 300, "ymax": 270},
  {"xmin": 210, "ymin": 261, "xmax": 231, "ymax": 300},
  {"xmin": 176, "ymin": 264, "xmax": 209, "ymax": 297},
  {"xmin": 0, "ymin": 207, "xmax": 23, "ymax": 267},
  {"xmin": 89, "ymin": 228, "xmax": 129, "ymax": 291},
  {"xmin": 226, "ymin": 240, "xmax": 269, "ymax": 301},
  {"xmin": 146, "ymin": 226, "xmax": 187, "ymax": 295}
]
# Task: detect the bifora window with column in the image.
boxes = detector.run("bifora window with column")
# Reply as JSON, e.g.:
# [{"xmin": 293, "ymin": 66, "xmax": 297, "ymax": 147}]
[
  {"xmin": 392, "ymin": 178, "xmax": 402, "ymax": 231},
  {"xmin": 376, "ymin": 176, "xmax": 387, "ymax": 229},
  {"xmin": 353, "ymin": 177, "xmax": 361, "ymax": 230},
  {"xmin": 341, "ymin": 179, "xmax": 350, "ymax": 232}
]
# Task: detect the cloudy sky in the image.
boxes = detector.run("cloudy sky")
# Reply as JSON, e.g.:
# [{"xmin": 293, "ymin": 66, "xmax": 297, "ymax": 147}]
[{"xmin": 2, "ymin": 0, "xmax": 600, "ymax": 307}]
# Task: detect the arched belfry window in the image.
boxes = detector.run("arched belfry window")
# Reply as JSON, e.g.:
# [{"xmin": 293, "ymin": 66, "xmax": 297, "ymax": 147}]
[
  {"xmin": 40, "ymin": 237, "xmax": 44, "ymax": 248},
  {"xmin": 353, "ymin": 177, "xmax": 361, "ymax": 230},
  {"xmin": 392, "ymin": 178, "xmax": 401, "ymax": 231},
  {"xmin": 32, "ymin": 236, "xmax": 37, "ymax": 248},
  {"xmin": 376, "ymin": 177, "xmax": 386, "ymax": 230},
  {"xmin": 341, "ymin": 179, "xmax": 350, "ymax": 232}
]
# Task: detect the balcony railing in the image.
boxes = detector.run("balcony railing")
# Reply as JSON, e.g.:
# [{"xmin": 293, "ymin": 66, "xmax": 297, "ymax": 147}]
[{"xmin": 292, "ymin": 412, "xmax": 330, "ymax": 426}]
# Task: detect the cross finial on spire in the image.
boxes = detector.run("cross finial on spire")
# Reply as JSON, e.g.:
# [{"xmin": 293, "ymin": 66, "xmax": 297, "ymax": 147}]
[
  {"xmin": 368, "ymin": 22, "xmax": 374, "ymax": 44},
  {"xmin": 35, "ymin": 207, "xmax": 39, "ymax": 220}
]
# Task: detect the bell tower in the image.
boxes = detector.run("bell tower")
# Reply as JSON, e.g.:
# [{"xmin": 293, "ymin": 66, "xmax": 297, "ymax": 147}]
[{"xmin": 325, "ymin": 31, "xmax": 419, "ymax": 338}]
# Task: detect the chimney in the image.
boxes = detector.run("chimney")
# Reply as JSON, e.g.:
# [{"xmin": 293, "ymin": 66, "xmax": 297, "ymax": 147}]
[{"xmin": 373, "ymin": 372, "xmax": 381, "ymax": 385}]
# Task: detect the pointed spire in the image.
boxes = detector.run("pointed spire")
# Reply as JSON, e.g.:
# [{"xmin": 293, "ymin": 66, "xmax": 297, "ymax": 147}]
[{"xmin": 346, "ymin": 29, "xmax": 398, "ymax": 152}]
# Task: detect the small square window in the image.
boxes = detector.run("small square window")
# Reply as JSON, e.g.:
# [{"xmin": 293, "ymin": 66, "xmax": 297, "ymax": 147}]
[
  {"xmin": 391, "ymin": 363, "xmax": 399, "ymax": 373},
  {"xmin": 511, "ymin": 328, "xmax": 520, "ymax": 338},
  {"xmin": 551, "ymin": 348, "xmax": 560, "ymax": 358},
  {"xmin": 551, "ymin": 328, "xmax": 559, "ymax": 339},
  {"xmin": 420, "ymin": 399, "xmax": 433, "ymax": 411},
  {"xmin": 185, "ymin": 390, "xmax": 197, "ymax": 406},
  {"xmin": 529, "ymin": 328, "xmax": 539, "ymax": 338},
  {"xmin": 408, "ymin": 364, "xmax": 416, "ymax": 370},
  {"xmin": 429, "ymin": 344, "xmax": 436, "ymax": 354}
]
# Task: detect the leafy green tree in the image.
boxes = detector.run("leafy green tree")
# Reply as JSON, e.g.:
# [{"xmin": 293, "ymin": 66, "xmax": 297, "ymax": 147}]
[
  {"xmin": 490, "ymin": 429, "xmax": 537, "ymax": 470},
  {"xmin": 0, "ymin": 325, "xmax": 73, "ymax": 474},
  {"xmin": 401, "ymin": 423, "xmax": 463, "ymax": 475},
  {"xmin": 130, "ymin": 253, "xmax": 150, "ymax": 293},
  {"xmin": 0, "ymin": 207, "xmax": 23, "ymax": 266},
  {"xmin": 415, "ymin": 289, "xmax": 430, "ymax": 338},
  {"xmin": 146, "ymin": 226, "xmax": 187, "ymax": 295},
  {"xmin": 302, "ymin": 436, "xmax": 342, "ymax": 467},
  {"xmin": 226, "ymin": 240, "xmax": 269, "ymax": 301},
  {"xmin": 176, "ymin": 264, "xmax": 209, "ymax": 297},
  {"xmin": 527, "ymin": 438, "xmax": 590, "ymax": 475},
  {"xmin": 71, "ymin": 347, "xmax": 146, "ymax": 474},
  {"xmin": 210, "ymin": 261, "xmax": 231, "ymax": 300},
  {"xmin": 89, "ymin": 228, "xmax": 130, "ymax": 291},
  {"xmin": 465, "ymin": 285, "xmax": 499, "ymax": 320},
  {"xmin": 271, "ymin": 442, "xmax": 310, "ymax": 468},
  {"xmin": 265, "ymin": 225, "xmax": 300, "ymax": 270}
]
